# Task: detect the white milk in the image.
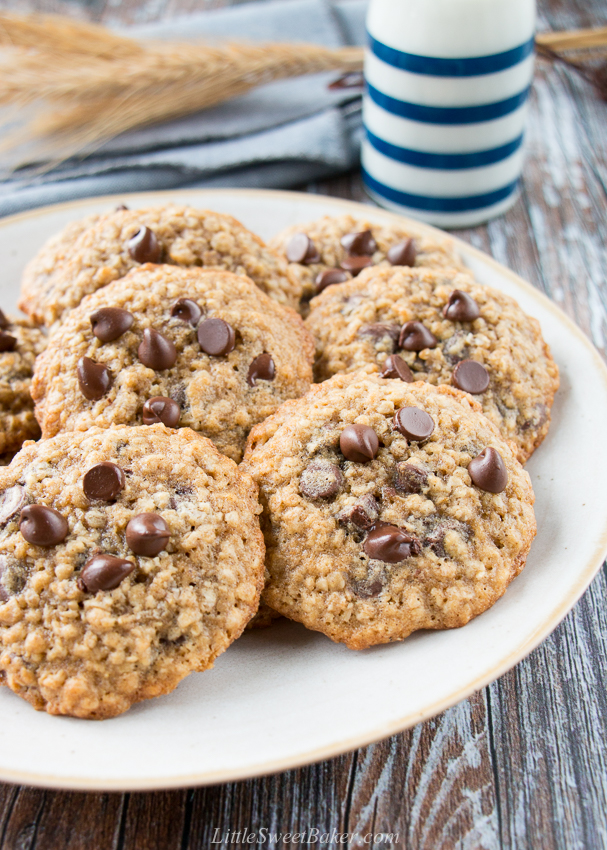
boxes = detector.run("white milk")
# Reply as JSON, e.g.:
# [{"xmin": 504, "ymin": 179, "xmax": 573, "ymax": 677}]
[{"xmin": 362, "ymin": 0, "xmax": 536, "ymax": 228}]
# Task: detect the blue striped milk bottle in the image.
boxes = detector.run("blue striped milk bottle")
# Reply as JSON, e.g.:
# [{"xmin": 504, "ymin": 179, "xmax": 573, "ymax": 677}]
[{"xmin": 362, "ymin": 0, "xmax": 536, "ymax": 227}]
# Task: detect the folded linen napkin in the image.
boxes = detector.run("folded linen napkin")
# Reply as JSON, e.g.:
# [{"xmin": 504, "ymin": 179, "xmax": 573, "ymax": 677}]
[{"xmin": 0, "ymin": 0, "xmax": 367, "ymax": 217}]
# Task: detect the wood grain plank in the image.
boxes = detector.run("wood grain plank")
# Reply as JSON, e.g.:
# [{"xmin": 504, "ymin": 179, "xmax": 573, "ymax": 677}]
[
  {"xmin": 0, "ymin": 788, "xmax": 124, "ymax": 849},
  {"xmin": 184, "ymin": 758, "xmax": 348, "ymax": 848},
  {"xmin": 487, "ymin": 571, "xmax": 607, "ymax": 849},
  {"xmin": 31, "ymin": 791, "xmax": 123, "ymax": 850},
  {"xmin": 523, "ymin": 73, "xmax": 607, "ymax": 350},
  {"xmin": 337, "ymin": 693, "xmax": 498, "ymax": 850},
  {"xmin": 0, "ymin": 787, "xmax": 47, "ymax": 849},
  {"xmin": 118, "ymin": 791, "xmax": 187, "ymax": 850},
  {"xmin": 0, "ymin": 784, "xmax": 18, "ymax": 846},
  {"xmin": 537, "ymin": 0, "xmax": 607, "ymax": 33}
]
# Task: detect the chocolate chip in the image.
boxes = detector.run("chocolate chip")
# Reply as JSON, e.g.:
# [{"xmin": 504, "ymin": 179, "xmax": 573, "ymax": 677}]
[
  {"xmin": 353, "ymin": 577, "xmax": 384, "ymax": 598},
  {"xmin": 394, "ymin": 463, "xmax": 428, "ymax": 494},
  {"xmin": 127, "ymin": 225, "xmax": 161, "ymax": 263},
  {"xmin": 79, "ymin": 554, "xmax": 135, "ymax": 593},
  {"xmin": 363, "ymin": 524, "xmax": 417, "ymax": 563},
  {"xmin": 350, "ymin": 560, "xmax": 386, "ymax": 598},
  {"xmin": 340, "ymin": 255, "xmax": 373, "ymax": 275},
  {"xmin": 247, "ymin": 353, "xmax": 275, "ymax": 386},
  {"xmin": 315, "ymin": 268, "xmax": 349, "ymax": 293},
  {"xmin": 83, "ymin": 462, "xmax": 125, "ymax": 502},
  {"xmin": 337, "ymin": 494, "xmax": 379, "ymax": 529},
  {"xmin": 393, "ymin": 407, "xmax": 435, "ymax": 441},
  {"xmin": 77, "ymin": 356, "xmax": 112, "ymax": 400},
  {"xmin": 115, "ymin": 203, "xmax": 129, "ymax": 211},
  {"xmin": 340, "ymin": 230, "xmax": 377, "ymax": 256},
  {"xmin": 424, "ymin": 527, "xmax": 447, "ymax": 557},
  {"xmin": 0, "ymin": 309, "xmax": 9, "ymax": 329},
  {"xmin": 286, "ymin": 233, "xmax": 321, "ymax": 264},
  {"xmin": 442, "ymin": 331, "xmax": 470, "ymax": 365},
  {"xmin": 169, "ymin": 383, "xmax": 186, "ymax": 407},
  {"xmin": 126, "ymin": 513, "xmax": 170, "ymax": 556},
  {"xmin": 138, "ymin": 328, "xmax": 177, "ymax": 370},
  {"xmin": 358, "ymin": 323, "xmax": 401, "ymax": 351},
  {"xmin": 340, "ymin": 424, "xmax": 379, "ymax": 463},
  {"xmin": 398, "ymin": 321, "xmax": 438, "ymax": 351},
  {"xmin": 380, "ymin": 354, "xmax": 414, "ymax": 382},
  {"xmin": 0, "ymin": 555, "xmax": 26, "ymax": 601},
  {"xmin": 424, "ymin": 518, "xmax": 471, "ymax": 557},
  {"xmin": 306, "ymin": 244, "xmax": 321, "ymax": 264},
  {"xmin": 443, "ymin": 290, "xmax": 480, "ymax": 322},
  {"xmin": 0, "ymin": 331, "xmax": 16, "ymax": 353},
  {"xmin": 90, "ymin": 307, "xmax": 134, "ymax": 342},
  {"xmin": 468, "ymin": 447, "xmax": 508, "ymax": 493},
  {"xmin": 197, "ymin": 318, "xmax": 236, "ymax": 356},
  {"xmin": 142, "ymin": 396, "xmax": 180, "ymax": 427},
  {"xmin": 387, "ymin": 238, "xmax": 416, "ymax": 266},
  {"xmin": 0, "ymin": 485, "xmax": 26, "ymax": 524},
  {"xmin": 452, "ymin": 360, "xmax": 490, "ymax": 394},
  {"xmin": 171, "ymin": 298, "xmax": 202, "ymax": 325},
  {"xmin": 19, "ymin": 505, "xmax": 68, "ymax": 547},
  {"xmin": 300, "ymin": 460, "xmax": 343, "ymax": 499},
  {"xmin": 521, "ymin": 403, "xmax": 549, "ymax": 432}
]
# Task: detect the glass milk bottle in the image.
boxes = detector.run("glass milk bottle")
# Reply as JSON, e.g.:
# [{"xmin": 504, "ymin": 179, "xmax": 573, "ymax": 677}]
[{"xmin": 362, "ymin": 0, "xmax": 536, "ymax": 228}]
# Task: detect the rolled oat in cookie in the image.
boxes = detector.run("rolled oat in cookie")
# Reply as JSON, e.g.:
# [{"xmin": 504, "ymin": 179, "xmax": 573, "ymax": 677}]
[
  {"xmin": 242, "ymin": 373, "xmax": 536, "ymax": 650},
  {"xmin": 305, "ymin": 265, "xmax": 559, "ymax": 462},
  {"xmin": 0, "ymin": 424, "xmax": 264, "ymax": 719},
  {"xmin": 20, "ymin": 205, "xmax": 301, "ymax": 327},
  {"xmin": 32, "ymin": 266, "xmax": 314, "ymax": 462},
  {"xmin": 0, "ymin": 310, "xmax": 46, "ymax": 454},
  {"xmin": 269, "ymin": 213, "xmax": 463, "ymax": 312}
]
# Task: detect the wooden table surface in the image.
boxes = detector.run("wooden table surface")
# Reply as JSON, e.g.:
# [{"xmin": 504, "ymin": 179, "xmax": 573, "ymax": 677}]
[{"xmin": 0, "ymin": 0, "xmax": 606, "ymax": 847}]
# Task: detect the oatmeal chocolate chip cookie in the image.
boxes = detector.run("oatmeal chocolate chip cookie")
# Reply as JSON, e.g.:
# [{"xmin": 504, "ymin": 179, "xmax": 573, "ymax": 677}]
[
  {"xmin": 305, "ymin": 266, "xmax": 559, "ymax": 462},
  {"xmin": 242, "ymin": 373, "xmax": 536, "ymax": 650},
  {"xmin": 0, "ymin": 424, "xmax": 264, "ymax": 718},
  {"xmin": 19, "ymin": 205, "xmax": 301, "ymax": 326},
  {"xmin": 269, "ymin": 213, "xmax": 464, "ymax": 310},
  {"xmin": 246, "ymin": 601, "xmax": 282, "ymax": 630},
  {"xmin": 20, "ymin": 205, "xmax": 132, "ymax": 308},
  {"xmin": 32, "ymin": 266, "xmax": 314, "ymax": 462},
  {"xmin": 0, "ymin": 311, "xmax": 46, "ymax": 455},
  {"xmin": 20, "ymin": 214, "xmax": 103, "ymax": 311}
]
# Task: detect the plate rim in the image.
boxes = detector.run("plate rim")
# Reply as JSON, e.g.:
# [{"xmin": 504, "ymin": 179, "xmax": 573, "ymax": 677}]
[{"xmin": 1, "ymin": 187, "xmax": 606, "ymax": 792}]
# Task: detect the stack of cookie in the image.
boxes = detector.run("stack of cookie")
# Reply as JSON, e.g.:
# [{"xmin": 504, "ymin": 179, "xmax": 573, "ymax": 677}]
[{"xmin": 0, "ymin": 204, "xmax": 558, "ymax": 718}]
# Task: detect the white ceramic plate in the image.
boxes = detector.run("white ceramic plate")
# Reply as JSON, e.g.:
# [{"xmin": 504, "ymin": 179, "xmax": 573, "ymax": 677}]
[{"xmin": 0, "ymin": 189, "xmax": 605, "ymax": 791}]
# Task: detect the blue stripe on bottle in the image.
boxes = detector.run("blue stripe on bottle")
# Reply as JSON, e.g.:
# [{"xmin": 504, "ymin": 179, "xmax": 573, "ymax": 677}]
[
  {"xmin": 368, "ymin": 34, "xmax": 534, "ymax": 77},
  {"xmin": 365, "ymin": 129, "xmax": 524, "ymax": 169},
  {"xmin": 362, "ymin": 169, "xmax": 519, "ymax": 212},
  {"xmin": 366, "ymin": 83, "xmax": 530, "ymax": 124}
]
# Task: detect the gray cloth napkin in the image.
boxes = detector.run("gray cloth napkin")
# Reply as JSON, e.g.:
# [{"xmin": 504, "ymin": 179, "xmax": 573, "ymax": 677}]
[{"xmin": 0, "ymin": 0, "xmax": 367, "ymax": 217}]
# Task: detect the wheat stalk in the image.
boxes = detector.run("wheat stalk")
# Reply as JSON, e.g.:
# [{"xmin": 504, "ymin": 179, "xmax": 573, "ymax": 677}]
[
  {"xmin": 0, "ymin": 13, "xmax": 142, "ymax": 58},
  {"xmin": 535, "ymin": 27, "xmax": 607, "ymax": 102},
  {"xmin": 535, "ymin": 26, "xmax": 607, "ymax": 53},
  {"xmin": 0, "ymin": 13, "xmax": 363, "ymax": 169}
]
